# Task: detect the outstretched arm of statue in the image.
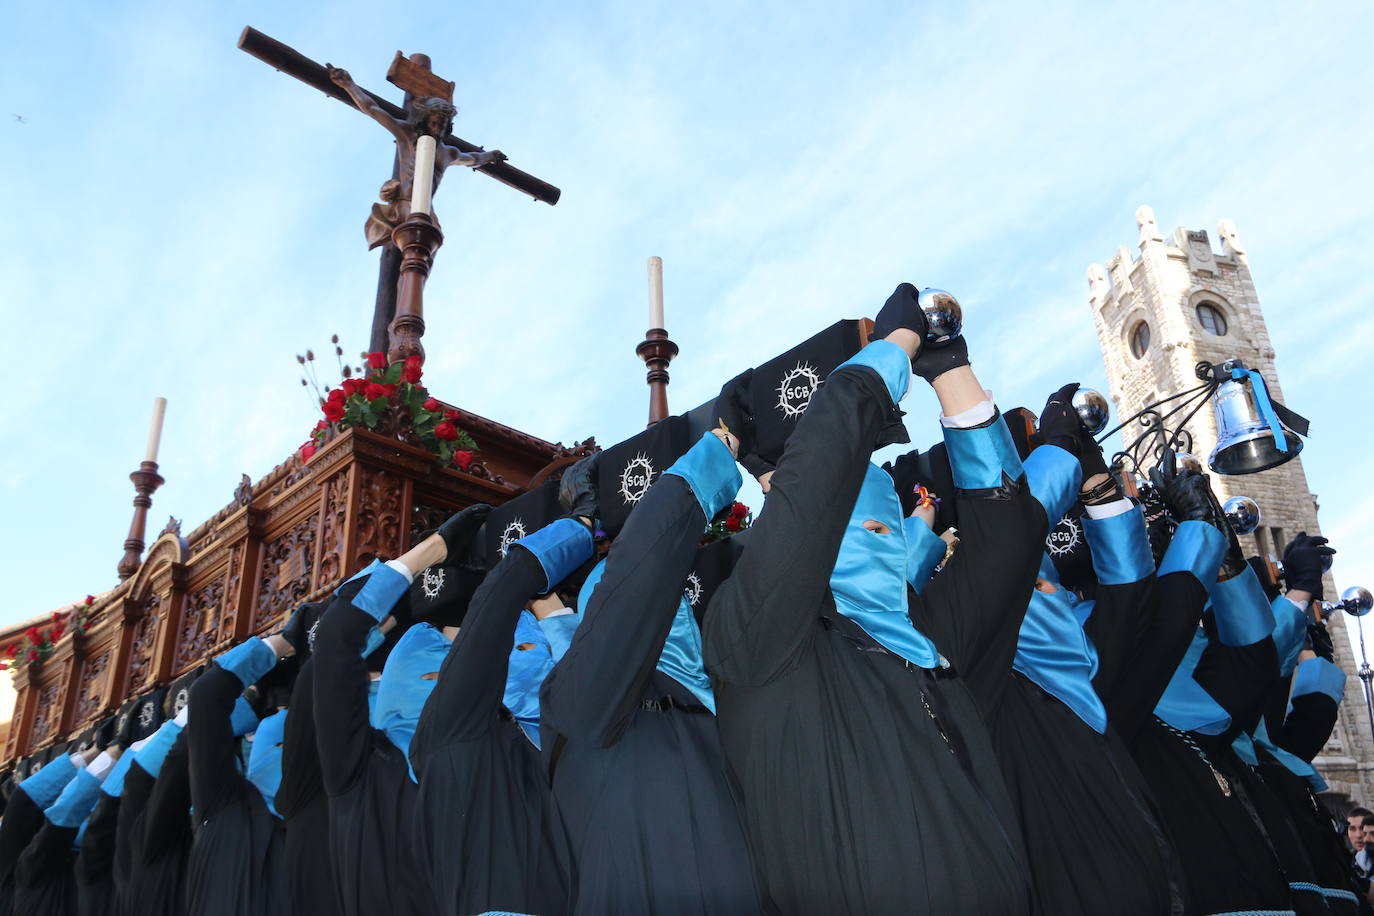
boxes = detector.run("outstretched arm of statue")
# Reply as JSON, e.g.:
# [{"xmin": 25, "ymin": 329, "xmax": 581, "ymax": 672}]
[
  {"xmin": 327, "ymin": 64, "xmax": 408, "ymax": 142},
  {"xmin": 445, "ymin": 143, "xmax": 507, "ymax": 169}
]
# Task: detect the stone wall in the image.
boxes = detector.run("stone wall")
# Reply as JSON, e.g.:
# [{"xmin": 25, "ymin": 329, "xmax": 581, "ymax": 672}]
[{"xmin": 1087, "ymin": 207, "xmax": 1374, "ymax": 805}]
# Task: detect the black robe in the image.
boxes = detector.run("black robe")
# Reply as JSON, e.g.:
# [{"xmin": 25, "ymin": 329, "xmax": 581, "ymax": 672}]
[
  {"xmin": 702, "ymin": 361, "xmax": 1034, "ymax": 915},
  {"xmin": 540, "ymin": 472, "xmax": 761, "ymax": 915},
  {"xmin": 73, "ymin": 793, "xmax": 119, "ymax": 916},
  {"xmin": 120, "ymin": 736, "xmax": 192, "ymax": 916},
  {"xmin": 13, "ymin": 816, "xmax": 81, "ymax": 916},
  {"xmin": 0, "ymin": 774, "xmax": 61, "ymax": 916},
  {"xmin": 276, "ymin": 659, "xmax": 339, "ymax": 916},
  {"xmin": 185, "ymin": 666, "xmax": 286, "ymax": 916},
  {"xmin": 313, "ymin": 580, "xmax": 431, "ymax": 916},
  {"xmin": 410, "ymin": 547, "xmax": 572, "ymax": 916}
]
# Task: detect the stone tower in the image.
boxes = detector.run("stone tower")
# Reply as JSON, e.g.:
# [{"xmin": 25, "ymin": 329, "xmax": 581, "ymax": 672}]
[{"xmin": 1087, "ymin": 206, "xmax": 1374, "ymax": 805}]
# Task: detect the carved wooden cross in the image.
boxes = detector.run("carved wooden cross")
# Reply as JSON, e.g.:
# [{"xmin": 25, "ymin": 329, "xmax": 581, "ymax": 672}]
[{"xmin": 237, "ymin": 27, "xmax": 561, "ymax": 355}]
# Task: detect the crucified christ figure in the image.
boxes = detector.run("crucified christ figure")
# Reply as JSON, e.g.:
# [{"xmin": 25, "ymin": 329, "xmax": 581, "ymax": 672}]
[{"xmin": 327, "ymin": 64, "xmax": 507, "ymax": 243}]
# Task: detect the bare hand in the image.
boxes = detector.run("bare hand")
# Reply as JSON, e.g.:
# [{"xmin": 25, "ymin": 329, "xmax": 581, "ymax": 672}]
[
  {"xmin": 477, "ymin": 149, "xmax": 508, "ymax": 167},
  {"xmin": 910, "ymin": 502, "xmax": 936, "ymax": 529},
  {"xmin": 326, "ymin": 65, "xmax": 352, "ymax": 87},
  {"xmin": 263, "ymin": 633, "xmax": 296, "ymax": 659},
  {"xmin": 711, "ymin": 427, "xmax": 740, "ymax": 458}
]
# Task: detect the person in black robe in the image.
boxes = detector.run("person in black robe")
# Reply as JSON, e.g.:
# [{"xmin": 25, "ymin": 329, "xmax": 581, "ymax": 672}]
[
  {"xmin": 73, "ymin": 729, "xmax": 136, "ymax": 916},
  {"xmin": 702, "ymin": 285, "xmax": 1037, "ymax": 914},
  {"xmin": 115, "ymin": 714, "xmax": 189, "ymax": 916},
  {"xmin": 12, "ymin": 744, "xmax": 115, "ymax": 916},
  {"xmin": 539, "ymin": 426, "xmax": 763, "ymax": 915},
  {"xmin": 184, "ymin": 634, "xmax": 292, "ymax": 916},
  {"xmin": 410, "ymin": 510, "xmax": 591, "ymax": 916},
  {"xmin": 312, "ymin": 510, "xmax": 485, "ymax": 916},
  {"xmin": 0, "ymin": 747, "xmax": 84, "ymax": 916},
  {"xmin": 276, "ymin": 655, "xmax": 339, "ymax": 916}
]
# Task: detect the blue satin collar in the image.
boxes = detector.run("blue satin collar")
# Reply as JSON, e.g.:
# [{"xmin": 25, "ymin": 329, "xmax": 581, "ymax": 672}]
[
  {"xmin": 830, "ymin": 463, "xmax": 940, "ymax": 669},
  {"xmin": 247, "ymin": 709, "xmax": 287, "ymax": 818},
  {"xmin": 1154, "ymin": 628, "xmax": 1229, "ymax": 735},
  {"xmin": 505, "ymin": 610, "xmax": 557, "ymax": 747},
  {"xmin": 578, "ymin": 558, "xmax": 716, "ymax": 710},
  {"xmin": 373, "ymin": 623, "xmax": 451, "ymax": 781},
  {"xmin": 1013, "ymin": 554, "xmax": 1107, "ymax": 733}
]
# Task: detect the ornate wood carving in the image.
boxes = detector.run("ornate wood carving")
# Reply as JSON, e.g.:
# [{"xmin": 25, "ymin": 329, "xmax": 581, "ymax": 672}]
[
  {"xmin": 255, "ymin": 516, "xmax": 317, "ymax": 631},
  {"xmin": 176, "ymin": 578, "xmax": 225, "ymax": 671},
  {"xmin": 234, "ymin": 473, "xmax": 254, "ymax": 507},
  {"xmin": 74, "ymin": 650, "xmax": 112, "ymax": 722},
  {"xmin": 218, "ymin": 545, "xmax": 246, "ymax": 641},
  {"xmin": 355, "ymin": 466, "xmax": 405, "ymax": 568},
  {"xmin": 29, "ymin": 683, "xmax": 60, "ymax": 747},
  {"xmin": 126, "ymin": 596, "xmax": 161, "ymax": 696},
  {"xmin": 316, "ymin": 472, "xmax": 351, "ymax": 587}
]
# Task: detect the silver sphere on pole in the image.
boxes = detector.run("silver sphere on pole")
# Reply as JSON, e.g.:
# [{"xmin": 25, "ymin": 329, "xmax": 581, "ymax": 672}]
[
  {"xmin": 917, "ymin": 288, "xmax": 962, "ymax": 346},
  {"xmin": 1222, "ymin": 496, "xmax": 1262, "ymax": 535}
]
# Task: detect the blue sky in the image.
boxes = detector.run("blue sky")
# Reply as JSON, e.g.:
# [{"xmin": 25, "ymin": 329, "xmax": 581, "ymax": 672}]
[{"xmin": 2, "ymin": 1, "xmax": 1373, "ymax": 642}]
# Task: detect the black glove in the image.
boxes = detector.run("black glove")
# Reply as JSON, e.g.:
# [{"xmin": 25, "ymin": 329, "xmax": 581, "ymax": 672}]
[
  {"xmin": 1306, "ymin": 621, "xmax": 1335, "ymax": 662},
  {"xmin": 278, "ymin": 600, "xmax": 326, "ymax": 658},
  {"xmin": 882, "ymin": 449, "xmax": 931, "ymax": 518},
  {"xmin": 558, "ymin": 453, "xmax": 600, "ymax": 525},
  {"xmin": 437, "ymin": 503, "xmax": 492, "ymax": 564},
  {"xmin": 871, "ymin": 283, "xmax": 929, "ymax": 345},
  {"xmin": 712, "ymin": 369, "xmax": 773, "ymax": 479},
  {"xmin": 1150, "ymin": 451, "xmax": 1246, "ymax": 579},
  {"xmin": 1039, "ymin": 383, "xmax": 1082, "ymax": 456},
  {"xmin": 911, "ymin": 334, "xmax": 970, "ymax": 386},
  {"xmin": 1283, "ymin": 532, "xmax": 1334, "ymax": 600}
]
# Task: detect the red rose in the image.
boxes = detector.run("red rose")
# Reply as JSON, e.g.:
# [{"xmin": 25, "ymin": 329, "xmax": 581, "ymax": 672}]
[
  {"xmin": 300, "ymin": 442, "xmax": 317, "ymax": 461},
  {"xmin": 434, "ymin": 421, "xmax": 459, "ymax": 441},
  {"xmin": 84, "ymin": 595, "xmax": 94, "ymax": 605},
  {"xmin": 422, "ymin": 397, "xmax": 441, "ymax": 411},
  {"xmin": 453, "ymin": 449, "xmax": 474, "ymax": 470},
  {"xmin": 725, "ymin": 515, "xmax": 743, "ymax": 532},
  {"xmin": 443, "ymin": 409, "xmax": 459, "ymax": 421},
  {"xmin": 27, "ymin": 649, "xmax": 37, "ymax": 663},
  {"xmin": 364, "ymin": 382, "xmax": 389, "ymax": 401},
  {"xmin": 729, "ymin": 501, "xmax": 749, "ymax": 518},
  {"xmin": 367, "ymin": 352, "xmax": 388, "ymax": 369},
  {"xmin": 402, "ymin": 355, "xmax": 423, "ymax": 384},
  {"xmin": 25, "ymin": 627, "xmax": 40, "ymax": 643},
  {"xmin": 381, "ymin": 384, "xmax": 398, "ymax": 398},
  {"xmin": 4, "ymin": 644, "xmax": 17, "ymax": 658},
  {"xmin": 327, "ymin": 387, "xmax": 346, "ymax": 404},
  {"xmin": 323, "ymin": 400, "xmax": 345, "ymax": 422},
  {"xmin": 50, "ymin": 627, "xmax": 64, "ymax": 642},
  {"xmin": 0, "ymin": 663, "xmax": 8, "ymax": 671},
  {"xmin": 342, "ymin": 378, "xmax": 366, "ymax": 396}
]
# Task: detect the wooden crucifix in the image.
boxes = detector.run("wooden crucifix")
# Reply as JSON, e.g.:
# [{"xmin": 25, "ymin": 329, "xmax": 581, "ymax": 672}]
[{"xmin": 237, "ymin": 27, "xmax": 561, "ymax": 361}]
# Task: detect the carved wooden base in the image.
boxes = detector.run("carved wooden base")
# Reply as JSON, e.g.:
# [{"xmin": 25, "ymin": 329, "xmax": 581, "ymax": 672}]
[
  {"xmin": 117, "ymin": 462, "xmax": 165, "ymax": 581},
  {"xmin": 636, "ymin": 328, "xmax": 679, "ymax": 426},
  {"xmin": 388, "ymin": 213, "xmax": 444, "ymax": 364}
]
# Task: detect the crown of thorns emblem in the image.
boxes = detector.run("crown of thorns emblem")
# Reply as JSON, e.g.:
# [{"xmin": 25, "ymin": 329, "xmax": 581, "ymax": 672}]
[
  {"xmin": 776, "ymin": 362, "xmax": 821, "ymax": 419},
  {"xmin": 421, "ymin": 566, "xmax": 446, "ymax": 599},
  {"xmin": 174, "ymin": 688, "xmax": 189, "ymax": 714},
  {"xmin": 619, "ymin": 454, "xmax": 655, "ymax": 504},
  {"xmin": 684, "ymin": 572, "xmax": 703, "ymax": 608},
  {"xmin": 499, "ymin": 519, "xmax": 527, "ymax": 557},
  {"xmin": 1046, "ymin": 516, "xmax": 1081, "ymax": 557}
]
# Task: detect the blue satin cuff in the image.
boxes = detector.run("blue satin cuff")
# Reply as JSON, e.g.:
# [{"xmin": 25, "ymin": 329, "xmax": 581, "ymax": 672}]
[
  {"xmin": 538, "ymin": 613, "xmax": 581, "ymax": 664},
  {"xmin": 230, "ymin": 697, "xmax": 260, "ymax": 737},
  {"xmin": 131, "ymin": 719, "xmax": 183, "ymax": 779},
  {"xmin": 1231, "ymin": 731, "xmax": 1258, "ymax": 766},
  {"xmin": 1209, "ymin": 567, "xmax": 1275, "ymax": 647},
  {"xmin": 1083, "ymin": 507, "xmax": 1154, "ymax": 586},
  {"xmin": 99, "ymin": 749, "xmax": 137, "ymax": 798},
  {"xmin": 349, "ymin": 559, "xmax": 410, "ymax": 622},
  {"xmin": 1158, "ymin": 521, "xmax": 1226, "ymax": 585},
  {"xmin": 664, "ymin": 432, "xmax": 744, "ymax": 522},
  {"xmin": 515, "ymin": 518, "xmax": 594, "ymax": 593},
  {"xmin": 1024, "ymin": 445, "xmax": 1081, "ymax": 525},
  {"xmin": 1269, "ymin": 596, "xmax": 1309, "ymax": 678},
  {"xmin": 215, "ymin": 637, "xmax": 278, "ymax": 688},
  {"xmin": 834, "ymin": 339, "xmax": 911, "ymax": 405},
  {"xmin": 903, "ymin": 519, "xmax": 945, "ymax": 593},
  {"xmin": 1292, "ymin": 658, "xmax": 1346, "ymax": 704},
  {"xmin": 943, "ymin": 415, "xmax": 1023, "ymax": 490},
  {"xmin": 362, "ymin": 625, "xmax": 386, "ymax": 658},
  {"xmin": 20, "ymin": 756, "xmax": 77, "ymax": 809},
  {"xmin": 46, "ymin": 767, "xmax": 103, "ymax": 828}
]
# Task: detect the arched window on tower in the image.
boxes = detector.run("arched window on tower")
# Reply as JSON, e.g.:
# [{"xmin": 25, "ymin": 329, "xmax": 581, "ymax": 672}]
[
  {"xmin": 1196, "ymin": 302, "xmax": 1228, "ymax": 336},
  {"xmin": 1129, "ymin": 321, "xmax": 1151, "ymax": 359}
]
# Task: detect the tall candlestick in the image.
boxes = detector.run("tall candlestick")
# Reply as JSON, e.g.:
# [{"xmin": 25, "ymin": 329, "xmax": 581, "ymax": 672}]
[
  {"xmin": 411, "ymin": 134, "xmax": 437, "ymax": 216},
  {"xmin": 144, "ymin": 397, "xmax": 167, "ymax": 463},
  {"xmin": 647, "ymin": 256, "xmax": 664, "ymax": 330}
]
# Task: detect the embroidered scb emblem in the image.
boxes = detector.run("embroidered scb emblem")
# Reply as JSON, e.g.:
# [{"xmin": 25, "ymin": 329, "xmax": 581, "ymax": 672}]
[
  {"xmin": 421, "ymin": 566, "xmax": 446, "ymax": 599},
  {"xmin": 137, "ymin": 702, "xmax": 156, "ymax": 728},
  {"xmin": 618, "ymin": 454, "xmax": 655, "ymax": 505},
  {"xmin": 173, "ymin": 688, "xmax": 190, "ymax": 715},
  {"xmin": 307, "ymin": 619, "xmax": 320, "ymax": 652},
  {"xmin": 684, "ymin": 572, "xmax": 703, "ymax": 608},
  {"xmin": 499, "ymin": 519, "xmax": 527, "ymax": 558},
  {"xmin": 776, "ymin": 362, "xmax": 821, "ymax": 419},
  {"xmin": 1046, "ymin": 515, "xmax": 1081, "ymax": 557}
]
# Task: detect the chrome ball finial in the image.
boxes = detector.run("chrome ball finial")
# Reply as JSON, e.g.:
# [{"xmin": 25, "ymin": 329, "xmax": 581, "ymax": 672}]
[
  {"xmin": 1342, "ymin": 586, "xmax": 1374, "ymax": 618},
  {"xmin": 1222, "ymin": 496, "xmax": 1262, "ymax": 535},
  {"xmin": 917, "ymin": 288, "xmax": 963, "ymax": 347},
  {"xmin": 1071, "ymin": 388, "xmax": 1110, "ymax": 435}
]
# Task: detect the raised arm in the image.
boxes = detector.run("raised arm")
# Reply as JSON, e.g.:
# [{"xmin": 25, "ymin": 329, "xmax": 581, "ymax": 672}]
[
  {"xmin": 188, "ymin": 637, "xmax": 283, "ymax": 820},
  {"xmin": 277, "ymin": 657, "xmax": 320, "ymax": 821},
  {"xmin": 327, "ymin": 66, "xmax": 408, "ymax": 142},
  {"xmin": 414, "ymin": 518, "xmax": 592, "ymax": 758}
]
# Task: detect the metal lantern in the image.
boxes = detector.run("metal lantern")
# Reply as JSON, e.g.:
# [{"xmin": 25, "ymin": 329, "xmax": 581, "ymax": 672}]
[
  {"xmin": 1071, "ymin": 388, "xmax": 1110, "ymax": 436},
  {"xmin": 1222, "ymin": 496, "xmax": 1262, "ymax": 535},
  {"xmin": 1208, "ymin": 372, "xmax": 1303, "ymax": 475},
  {"xmin": 917, "ymin": 288, "xmax": 962, "ymax": 346}
]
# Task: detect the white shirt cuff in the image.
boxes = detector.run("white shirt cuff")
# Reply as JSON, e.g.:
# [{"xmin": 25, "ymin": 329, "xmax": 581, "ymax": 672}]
[
  {"xmin": 174, "ymin": 704, "xmax": 190, "ymax": 728},
  {"xmin": 385, "ymin": 559, "xmax": 416, "ymax": 583},
  {"xmin": 87, "ymin": 750, "xmax": 117, "ymax": 780},
  {"xmin": 69, "ymin": 753, "xmax": 87, "ymax": 771},
  {"xmin": 939, "ymin": 391, "xmax": 996, "ymax": 429},
  {"xmin": 1085, "ymin": 498, "xmax": 1134, "ymax": 520},
  {"xmin": 130, "ymin": 736, "xmax": 152, "ymax": 753},
  {"xmin": 541, "ymin": 607, "xmax": 574, "ymax": 618},
  {"xmin": 1287, "ymin": 595, "xmax": 1309, "ymax": 612}
]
